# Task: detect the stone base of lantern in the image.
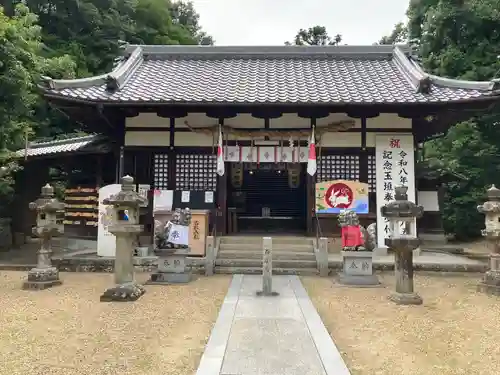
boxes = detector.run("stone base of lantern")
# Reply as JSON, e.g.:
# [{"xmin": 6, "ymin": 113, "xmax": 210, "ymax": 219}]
[
  {"xmin": 338, "ymin": 251, "xmax": 380, "ymax": 287},
  {"xmin": 23, "ymin": 267, "xmax": 62, "ymax": 290},
  {"xmin": 477, "ymin": 270, "xmax": 500, "ymax": 296},
  {"xmin": 146, "ymin": 248, "xmax": 193, "ymax": 285},
  {"xmin": 100, "ymin": 282, "xmax": 146, "ymax": 302},
  {"xmin": 388, "ymin": 291, "xmax": 423, "ymax": 305}
]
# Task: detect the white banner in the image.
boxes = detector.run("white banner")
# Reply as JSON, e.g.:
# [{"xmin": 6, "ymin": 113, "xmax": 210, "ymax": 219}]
[
  {"xmin": 167, "ymin": 223, "xmax": 189, "ymax": 246},
  {"xmin": 375, "ymin": 134, "xmax": 416, "ymax": 248},
  {"xmin": 223, "ymin": 146, "xmax": 311, "ymax": 163}
]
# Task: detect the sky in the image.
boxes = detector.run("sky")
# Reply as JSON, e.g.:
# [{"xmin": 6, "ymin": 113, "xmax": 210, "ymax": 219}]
[{"xmin": 189, "ymin": 0, "xmax": 409, "ymax": 46}]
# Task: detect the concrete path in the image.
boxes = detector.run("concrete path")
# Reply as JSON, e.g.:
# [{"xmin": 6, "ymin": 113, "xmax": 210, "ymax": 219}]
[{"xmin": 196, "ymin": 275, "xmax": 351, "ymax": 375}]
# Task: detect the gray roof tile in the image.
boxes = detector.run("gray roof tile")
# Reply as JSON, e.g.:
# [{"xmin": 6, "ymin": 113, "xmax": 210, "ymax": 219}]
[
  {"xmin": 15, "ymin": 135, "xmax": 109, "ymax": 158},
  {"xmin": 40, "ymin": 45, "xmax": 500, "ymax": 105}
]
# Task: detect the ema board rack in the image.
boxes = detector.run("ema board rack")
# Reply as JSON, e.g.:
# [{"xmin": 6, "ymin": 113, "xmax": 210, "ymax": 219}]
[{"xmin": 64, "ymin": 186, "xmax": 98, "ymax": 238}]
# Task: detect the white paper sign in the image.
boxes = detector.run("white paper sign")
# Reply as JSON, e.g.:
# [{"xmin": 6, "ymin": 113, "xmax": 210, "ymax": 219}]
[
  {"xmin": 167, "ymin": 223, "xmax": 189, "ymax": 246},
  {"xmin": 153, "ymin": 190, "xmax": 173, "ymax": 212},
  {"xmin": 138, "ymin": 184, "xmax": 150, "ymax": 207},
  {"xmin": 181, "ymin": 191, "xmax": 190, "ymax": 203},
  {"xmin": 97, "ymin": 184, "xmax": 121, "ymax": 257},
  {"xmin": 375, "ymin": 134, "xmax": 416, "ymax": 248},
  {"xmin": 205, "ymin": 191, "xmax": 214, "ymax": 203}
]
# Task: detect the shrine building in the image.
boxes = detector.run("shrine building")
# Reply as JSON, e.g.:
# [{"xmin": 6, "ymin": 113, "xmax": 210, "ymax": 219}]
[{"xmin": 39, "ymin": 44, "xmax": 500, "ymax": 247}]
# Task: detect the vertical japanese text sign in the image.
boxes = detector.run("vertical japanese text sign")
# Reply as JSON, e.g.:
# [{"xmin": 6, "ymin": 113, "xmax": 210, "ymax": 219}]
[{"xmin": 375, "ymin": 134, "xmax": 416, "ymax": 248}]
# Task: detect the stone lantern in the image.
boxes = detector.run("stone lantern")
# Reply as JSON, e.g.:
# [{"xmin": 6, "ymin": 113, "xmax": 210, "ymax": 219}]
[
  {"xmin": 381, "ymin": 185, "xmax": 424, "ymax": 305},
  {"xmin": 100, "ymin": 175, "xmax": 147, "ymax": 302},
  {"xmin": 477, "ymin": 185, "xmax": 500, "ymax": 296},
  {"xmin": 23, "ymin": 184, "xmax": 65, "ymax": 290}
]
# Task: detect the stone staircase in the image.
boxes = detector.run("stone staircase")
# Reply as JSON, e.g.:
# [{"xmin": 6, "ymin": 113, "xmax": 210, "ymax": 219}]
[{"xmin": 215, "ymin": 236, "xmax": 319, "ymax": 275}]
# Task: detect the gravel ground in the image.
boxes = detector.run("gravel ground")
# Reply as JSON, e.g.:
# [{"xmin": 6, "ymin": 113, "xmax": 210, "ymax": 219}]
[
  {"xmin": 0, "ymin": 271, "xmax": 230, "ymax": 375},
  {"xmin": 302, "ymin": 273, "xmax": 500, "ymax": 375}
]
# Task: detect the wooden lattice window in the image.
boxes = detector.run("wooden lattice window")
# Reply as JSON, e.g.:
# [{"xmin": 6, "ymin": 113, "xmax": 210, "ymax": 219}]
[
  {"xmin": 317, "ymin": 155, "xmax": 360, "ymax": 183},
  {"xmin": 153, "ymin": 153, "xmax": 169, "ymax": 189},
  {"xmin": 175, "ymin": 154, "xmax": 216, "ymax": 191},
  {"xmin": 368, "ymin": 154, "xmax": 376, "ymax": 192}
]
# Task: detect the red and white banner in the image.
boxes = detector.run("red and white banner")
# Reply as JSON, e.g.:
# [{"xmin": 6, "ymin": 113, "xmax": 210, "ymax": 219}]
[
  {"xmin": 216, "ymin": 127, "xmax": 225, "ymax": 176},
  {"xmin": 307, "ymin": 127, "xmax": 317, "ymax": 176}
]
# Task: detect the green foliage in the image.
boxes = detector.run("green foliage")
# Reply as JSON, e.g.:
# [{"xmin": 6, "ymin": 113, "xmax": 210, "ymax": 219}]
[
  {"xmin": 286, "ymin": 26, "xmax": 342, "ymax": 46},
  {"xmin": 0, "ymin": 0, "xmax": 211, "ymax": 217},
  {"xmin": 406, "ymin": 0, "xmax": 500, "ymax": 239},
  {"xmin": 379, "ymin": 22, "xmax": 408, "ymax": 44},
  {"xmin": 0, "ymin": 4, "xmax": 75, "ymax": 211}
]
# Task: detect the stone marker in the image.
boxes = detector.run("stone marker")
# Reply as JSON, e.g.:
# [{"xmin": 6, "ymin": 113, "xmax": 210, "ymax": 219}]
[
  {"xmin": 205, "ymin": 235, "xmax": 215, "ymax": 276},
  {"xmin": 256, "ymin": 237, "xmax": 279, "ymax": 296},
  {"xmin": 148, "ymin": 207, "xmax": 193, "ymax": 284},
  {"xmin": 337, "ymin": 210, "xmax": 380, "ymax": 286},
  {"xmin": 100, "ymin": 175, "xmax": 147, "ymax": 302},
  {"xmin": 317, "ymin": 237, "xmax": 329, "ymax": 277},
  {"xmin": 477, "ymin": 185, "xmax": 500, "ymax": 296},
  {"xmin": 381, "ymin": 185, "xmax": 424, "ymax": 305},
  {"xmin": 23, "ymin": 184, "xmax": 65, "ymax": 290}
]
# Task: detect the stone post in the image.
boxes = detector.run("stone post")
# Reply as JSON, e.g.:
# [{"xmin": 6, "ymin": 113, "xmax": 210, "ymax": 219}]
[
  {"xmin": 256, "ymin": 237, "xmax": 279, "ymax": 296},
  {"xmin": 205, "ymin": 235, "xmax": 215, "ymax": 276},
  {"xmin": 381, "ymin": 186, "xmax": 424, "ymax": 305},
  {"xmin": 23, "ymin": 184, "xmax": 65, "ymax": 290},
  {"xmin": 318, "ymin": 237, "xmax": 329, "ymax": 277},
  {"xmin": 477, "ymin": 185, "xmax": 500, "ymax": 296},
  {"xmin": 100, "ymin": 175, "xmax": 147, "ymax": 302}
]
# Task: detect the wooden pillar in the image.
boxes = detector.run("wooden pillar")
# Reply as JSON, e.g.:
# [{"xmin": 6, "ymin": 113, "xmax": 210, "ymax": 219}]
[
  {"xmin": 95, "ymin": 155, "xmax": 103, "ymax": 188},
  {"xmin": 359, "ymin": 117, "xmax": 369, "ymax": 184},
  {"xmin": 216, "ymin": 118, "xmax": 227, "ymax": 235},
  {"xmin": 167, "ymin": 117, "xmax": 176, "ymax": 190},
  {"xmin": 306, "ymin": 118, "xmax": 316, "ymax": 236}
]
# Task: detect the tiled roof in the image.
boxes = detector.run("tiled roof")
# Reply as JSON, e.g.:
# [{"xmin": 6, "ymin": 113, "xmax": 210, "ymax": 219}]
[
  {"xmin": 15, "ymin": 135, "xmax": 109, "ymax": 158},
  {"xmin": 40, "ymin": 45, "xmax": 500, "ymax": 105}
]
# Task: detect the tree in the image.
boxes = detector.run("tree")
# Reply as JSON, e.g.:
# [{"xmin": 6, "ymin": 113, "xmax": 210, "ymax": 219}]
[
  {"xmin": 0, "ymin": 4, "xmax": 75, "ymax": 210},
  {"xmin": 379, "ymin": 22, "xmax": 408, "ymax": 44},
  {"xmin": 2, "ymin": 0, "xmax": 214, "ymax": 76},
  {"xmin": 406, "ymin": 0, "xmax": 500, "ymax": 238},
  {"xmin": 286, "ymin": 26, "xmax": 342, "ymax": 46}
]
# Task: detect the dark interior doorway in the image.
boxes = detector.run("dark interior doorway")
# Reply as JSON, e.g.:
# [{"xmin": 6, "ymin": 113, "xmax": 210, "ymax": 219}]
[{"xmin": 227, "ymin": 163, "xmax": 307, "ymax": 234}]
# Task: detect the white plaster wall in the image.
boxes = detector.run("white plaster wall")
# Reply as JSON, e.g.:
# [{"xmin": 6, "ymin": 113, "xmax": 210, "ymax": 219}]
[
  {"xmin": 418, "ymin": 191, "xmax": 440, "ymax": 211},
  {"xmin": 126, "ymin": 113, "xmax": 411, "ymax": 132},
  {"xmin": 175, "ymin": 132, "xmax": 214, "ymax": 146},
  {"xmin": 124, "ymin": 131, "xmax": 170, "ymax": 146},
  {"xmin": 367, "ymin": 114, "xmax": 412, "ymax": 129}
]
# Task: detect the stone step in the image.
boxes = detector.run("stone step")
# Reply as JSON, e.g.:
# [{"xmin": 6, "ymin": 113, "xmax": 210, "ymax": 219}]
[
  {"xmin": 220, "ymin": 236, "xmax": 314, "ymax": 246},
  {"xmin": 218, "ymin": 243, "xmax": 314, "ymax": 252},
  {"xmin": 214, "ymin": 266, "xmax": 319, "ymax": 276},
  {"xmin": 215, "ymin": 258, "xmax": 317, "ymax": 268},
  {"xmin": 217, "ymin": 250, "xmax": 316, "ymax": 261}
]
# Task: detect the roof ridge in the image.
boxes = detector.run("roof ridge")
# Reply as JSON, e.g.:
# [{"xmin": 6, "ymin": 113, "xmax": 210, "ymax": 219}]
[
  {"xmin": 40, "ymin": 47, "xmax": 144, "ymax": 92},
  {"xmin": 28, "ymin": 135, "xmax": 100, "ymax": 149},
  {"xmin": 125, "ymin": 44, "xmax": 411, "ymax": 58},
  {"xmin": 409, "ymin": 60, "xmax": 498, "ymax": 91},
  {"xmin": 392, "ymin": 46, "xmax": 431, "ymax": 94}
]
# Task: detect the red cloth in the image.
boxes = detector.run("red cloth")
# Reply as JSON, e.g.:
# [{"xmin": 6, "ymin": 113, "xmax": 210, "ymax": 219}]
[{"xmin": 341, "ymin": 225, "xmax": 364, "ymax": 248}]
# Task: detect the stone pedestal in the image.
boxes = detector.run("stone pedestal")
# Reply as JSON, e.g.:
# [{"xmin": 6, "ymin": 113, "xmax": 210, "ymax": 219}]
[
  {"xmin": 387, "ymin": 239, "xmax": 422, "ymax": 305},
  {"xmin": 257, "ymin": 237, "xmax": 279, "ymax": 296},
  {"xmin": 101, "ymin": 232, "xmax": 146, "ymax": 301},
  {"xmin": 23, "ymin": 184, "xmax": 65, "ymax": 291},
  {"xmin": 338, "ymin": 251, "xmax": 380, "ymax": 286},
  {"xmin": 99, "ymin": 175, "xmax": 148, "ymax": 302},
  {"xmin": 477, "ymin": 254, "xmax": 500, "ymax": 296},
  {"xmin": 476, "ymin": 185, "xmax": 500, "ymax": 297},
  {"xmin": 148, "ymin": 248, "xmax": 193, "ymax": 284}
]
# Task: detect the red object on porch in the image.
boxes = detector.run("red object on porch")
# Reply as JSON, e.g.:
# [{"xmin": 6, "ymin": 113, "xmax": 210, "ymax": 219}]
[{"xmin": 341, "ymin": 225, "xmax": 364, "ymax": 248}]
